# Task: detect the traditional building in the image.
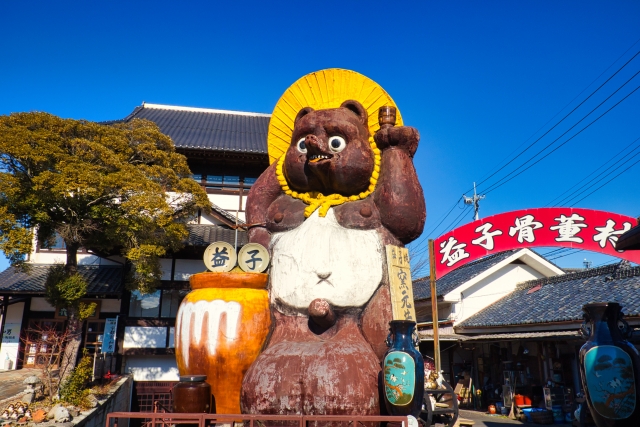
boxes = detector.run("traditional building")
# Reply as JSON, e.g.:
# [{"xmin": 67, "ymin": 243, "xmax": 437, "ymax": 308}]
[
  {"xmin": 418, "ymin": 256, "xmax": 640, "ymax": 411},
  {"xmin": 455, "ymin": 261, "xmax": 640, "ymax": 397},
  {"xmin": 411, "ymin": 248, "xmax": 564, "ymax": 383},
  {"xmin": 0, "ymin": 103, "xmax": 270, "ymax": 409}
]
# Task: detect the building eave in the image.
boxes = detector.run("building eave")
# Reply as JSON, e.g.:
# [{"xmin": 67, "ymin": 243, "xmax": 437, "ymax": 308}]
[{"xmin": 441, "ymin": 248, "xmax": 564, "ymax": 302}]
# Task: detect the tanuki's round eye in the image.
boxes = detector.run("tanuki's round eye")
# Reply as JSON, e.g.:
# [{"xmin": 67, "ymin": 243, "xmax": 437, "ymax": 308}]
[
  {"xmin": 297, "ymin": 138, "xmax": 307, "ymax": 153},
  {"xmin": 328, "ymin": 136, "xmax": 346, "ymax": 153}
]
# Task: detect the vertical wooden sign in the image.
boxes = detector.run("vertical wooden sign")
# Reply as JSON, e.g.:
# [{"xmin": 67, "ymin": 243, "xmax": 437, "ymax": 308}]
[{"xmin": 385, "ymin": 245, "xmax": 417, "ymax": 321}]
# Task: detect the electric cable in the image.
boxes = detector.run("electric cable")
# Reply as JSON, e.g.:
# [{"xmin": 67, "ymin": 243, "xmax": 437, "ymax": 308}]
[
  {"xmin": 483, "ymin": 81, "xmax": 640, "ymax": 195},
  {"xmin": 560, "ymin": 144, "xmax": 640, "ymax": 206},
  {"xmin": 570, "ymin": 156, "xmax": 640, "ymax": 206},
  {"xmin": 546, "ymin": 136, "xmax": 640, "ymax": 206},
  {"xmin": 411, "ymin": 197, "xmax": 463, "ymax": 252},
  {"xmin": 548, "ymin": 249, "xmax": 583, "ymax": 261},
  {"xmin": 465, "ymin": 48, "xmax": 640, "ymax": 195}
]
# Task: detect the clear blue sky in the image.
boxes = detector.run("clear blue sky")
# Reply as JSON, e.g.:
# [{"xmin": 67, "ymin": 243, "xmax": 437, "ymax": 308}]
[{"xmin": 1, "ymin": 1, "xmax": 639, "ymax": 272}]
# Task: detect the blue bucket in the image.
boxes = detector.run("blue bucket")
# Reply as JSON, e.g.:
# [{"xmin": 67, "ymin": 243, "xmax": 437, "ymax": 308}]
[
  {"xmin": 552, "ymin": 405, "xmax": 564, "ymax": 423},
  {"xmin": 522, "ymin": 407, "xmax": 534, "ymax": 423}
]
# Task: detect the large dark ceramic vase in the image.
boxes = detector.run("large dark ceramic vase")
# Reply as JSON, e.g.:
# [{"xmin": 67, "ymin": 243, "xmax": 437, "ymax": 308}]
[
  {"xmin": 382, "ymin": 320, "xmax": 425, "ymax": 418},
  {"xmin": 579, "ymin": 302, "xmax": 640, "ymax": 427}
]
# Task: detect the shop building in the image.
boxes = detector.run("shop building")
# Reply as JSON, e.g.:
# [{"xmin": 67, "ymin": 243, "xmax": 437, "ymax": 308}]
[
  {"xmin": 0, "ymin": 102, "xmax": 270, "ymax": 409},
  {"xmin": 412, "ymin": 248, "xmax": 564, "ymax": 383}
]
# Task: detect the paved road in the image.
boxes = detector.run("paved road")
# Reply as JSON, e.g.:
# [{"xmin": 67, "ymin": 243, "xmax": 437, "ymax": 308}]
[
  {"xmin": 0, "ymin": 369, "xmax": 40, "ymax": 403},
  {"xmin": 457, "ymin": 409, "xmax": 573, "ymax": 426}
]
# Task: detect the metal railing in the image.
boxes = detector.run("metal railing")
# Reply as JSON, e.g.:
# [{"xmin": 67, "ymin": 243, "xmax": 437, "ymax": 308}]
[{"xmin": 106, "ymin": 411, "xmax": 412, "ymax": 427}]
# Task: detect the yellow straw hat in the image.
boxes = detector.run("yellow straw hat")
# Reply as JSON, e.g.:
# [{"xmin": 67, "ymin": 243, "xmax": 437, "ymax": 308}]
[{"xmin": 267, "ymin": 68, "xmax": 402, "ymax": 164}]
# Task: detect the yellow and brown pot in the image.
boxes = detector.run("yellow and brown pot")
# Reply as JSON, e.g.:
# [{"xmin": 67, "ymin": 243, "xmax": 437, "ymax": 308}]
[{"xmin": 175, "ymin": 271, "xmax": 271, "ymax": 414}]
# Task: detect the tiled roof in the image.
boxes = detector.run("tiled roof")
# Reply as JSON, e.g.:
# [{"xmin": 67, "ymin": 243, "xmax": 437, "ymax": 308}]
[
  {"xmin": 413, "ymin": 250, "xmax": 518, "ymax": 300},
  {"xmin": 185, "ymin": 224, "xmax": 248, "ymax": 247},
  {"xmin": 211, "ymin": 203, "xmax": 245, "ymax": 225},
  {"xmin": 0, "ymin": 265, "xmax": 123, "ymax": 295},
  {"xmin": 115, "ymin": 103, "xmax": 270, "ymax": 154},
  {"xmin": 456, "ymin": 262, "xmax": 640, "ymax": 329}
]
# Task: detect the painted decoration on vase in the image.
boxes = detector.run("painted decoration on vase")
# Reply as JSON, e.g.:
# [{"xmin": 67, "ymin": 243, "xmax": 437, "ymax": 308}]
[
  {"xmin": 383, "ymin": 351, "xmax": 416, "ymax": 406},
  {"xmin": 584, "ymin": 345, "xmax": 636, "ymax": 419},
  {"xmin": 175, "ymin": 272, "xmax": 271, "ymax": 415}
]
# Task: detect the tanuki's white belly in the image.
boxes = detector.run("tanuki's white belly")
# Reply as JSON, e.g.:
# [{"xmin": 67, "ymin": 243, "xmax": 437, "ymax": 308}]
[{"xmin": 270, "ymin": 208, "xmax": 383, "ymax": 313}]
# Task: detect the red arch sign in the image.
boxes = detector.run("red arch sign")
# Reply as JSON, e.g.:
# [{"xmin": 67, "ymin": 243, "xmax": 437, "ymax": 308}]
[{"xmin": 434, "ymin": 208, "xmax": 640, "ymax": 278}]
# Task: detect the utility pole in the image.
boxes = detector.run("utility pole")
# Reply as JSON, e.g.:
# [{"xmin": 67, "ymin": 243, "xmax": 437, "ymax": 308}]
[{"xmin": 463, "ymin": 182, "xmax": 486, "ymax": 221}]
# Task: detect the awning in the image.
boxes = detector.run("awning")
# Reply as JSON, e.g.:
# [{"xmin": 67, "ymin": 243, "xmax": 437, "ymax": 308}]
[
  {"xmin": 418, "ymin": 325, "xmax": 469, "ymax": 342},
  {"xmin": 460, "ymin": 330, "xmax": 582, "ymax": 342}
]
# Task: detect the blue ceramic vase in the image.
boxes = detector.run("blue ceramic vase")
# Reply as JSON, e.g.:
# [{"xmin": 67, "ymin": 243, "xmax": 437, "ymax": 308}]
[
  {"xmin": 579, "ymin": 302, "xmax": 640, "ymax": 427},
  {"xmin": 382, "ymin": 320, "xmax": 425, "ymax": 418}
]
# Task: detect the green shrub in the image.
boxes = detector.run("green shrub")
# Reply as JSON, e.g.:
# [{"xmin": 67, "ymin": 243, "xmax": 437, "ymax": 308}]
[{"xmin": 59, "ymin": 352, "xmax": 93, "ymax": 407}]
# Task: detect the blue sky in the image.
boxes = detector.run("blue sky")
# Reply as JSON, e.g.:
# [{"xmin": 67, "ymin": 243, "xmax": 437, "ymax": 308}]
[{"xmin": 1, "ymin": 1, "xmax": 639, "ymax": 272}]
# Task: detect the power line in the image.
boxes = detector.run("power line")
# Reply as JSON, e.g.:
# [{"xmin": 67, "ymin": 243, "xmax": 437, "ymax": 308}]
[
  {"xmin": 470, "ymin": 36, "xmax": 640, "ymax": 194},
  {"xmin": 483, "ymin": 81, "xmax": 640, "ymax": 195},
  {"xmin": 411, "ymin": 39, "xmax": 640, "ymax": 273},
  {"xmin": 548, "ymin": 249, "xmax": 583, "ymax": 261},
  {"xmin": 540, "ymin": 247, "xmax": 575, "ymax": 257},
  {"xmin": 560, "ymin": 143, "xmax": 640, "ymax": 206},
  {"xmin": 418, "ymin": 198, "xmax": 462, "ymax": 240},
  {"xmin": 463, "ymin": 182, "xmax": 486, "ymax": 220},
  {"xmin": 546, "ymin": 136, "xmax": 640, "ymax": 206},
  {"xmin": 440, "ymin": 205, "xmax": 472, "ymax": 236},
  {"xmin": 467, "ymin": 48, "xmax": 640, "ymax": 194},
  {"xmin": 570, "ymin": 155, "xmax": 640, "ymax": 206}
]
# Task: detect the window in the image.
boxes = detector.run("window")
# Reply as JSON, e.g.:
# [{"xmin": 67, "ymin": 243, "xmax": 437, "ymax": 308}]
[
  {"xmin": 39, "ymin": 234, "xmax": 66, "ymax": 250},
  {"xmin": 38, "ymin": 232, "xmax": 87, "ymax": 253},
  {"xmin": 23, "ymin": 320, "xmax": 65, "ymax": 368},
  {"xmin": 197, "ymin": 174, "xmax": 258, "ymax": 193},
  {"xmin": 84, "ymin": 320, "xmax": 106, "ymax": 355},
  {"xmin": 129, "ymin": 290, "xmax": 161, "ymax": 317},
  {"xmin": 224, "ymin": 175, "xmax": 240, "ymax": 187},
  {"xmin": 129, "ymin": 288, "xmax": 187, "ymax": 318},
  {"xmin": 160, "ymin": 289, "xmax": 189, "ymax": 317},
  {"xmin": 204, "ymin": 175, "xmax": 223, "ymax": 191}
]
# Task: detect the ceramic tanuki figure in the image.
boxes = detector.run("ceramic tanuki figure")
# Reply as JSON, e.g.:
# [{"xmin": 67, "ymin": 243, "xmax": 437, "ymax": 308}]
[{"xmin": 240, "ymin": 69, "xmax": 425, "ymax": 417}]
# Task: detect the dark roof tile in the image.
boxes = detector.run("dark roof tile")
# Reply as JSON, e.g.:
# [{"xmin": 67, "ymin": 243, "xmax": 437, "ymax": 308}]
[
  {"xmin": 457, "ymin": 262, "xmax": 640, "ymax": 328},
  {"xmin": 0, "ymin": 265, "xmax": 124, "ymax": 295},
  {"xmin": 114, "ymin": 104, "xmax": 270, "ymax": 154},
  {"xmin": 185, "ymin": 224, "xmax": 248, "ymax": 247}
]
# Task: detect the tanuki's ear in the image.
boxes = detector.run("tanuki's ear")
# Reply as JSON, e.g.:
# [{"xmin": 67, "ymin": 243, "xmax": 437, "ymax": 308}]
[
  {"xmin": 295, "ymin": 107, "xmax": 314, "ymax": 124},
  {"xmin": 340, "ymin": 100, "xmax": 367, "ymax": 125}
]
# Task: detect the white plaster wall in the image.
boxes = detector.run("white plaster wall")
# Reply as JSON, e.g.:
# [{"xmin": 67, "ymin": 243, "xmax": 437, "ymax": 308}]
[
  {"xmin": 0, "ymin": 302, "xmax": 24, "ymax": 370},
  {"xmin": 174, "ymin": 259, "xmax": 206, "ymax": 281},
  {"xmin": 29, "ymin": 252, "xmax": 67, "ymax": 264},
  {"xmin": 123, "ymin": 355, "xmax": 179, "ymax": 381},
  {"xmin": 123, "ymin": 326, "xmax": 167, "ymax": 349},
  {"xmin": 30, "ymin": 252, "xmax": 121, "ymax": 266},
  {"xmin": 30, "ymin": 297, "xmax": 55, "ymax": 312},
  {"xmin": 208, "ymin": 194, "xmax": 241, "ymax": 213},
  {"xmin": 199, "ymin": 212, "xmax": 221, "ymax": 225},
  {"xmin": 447, "ymin": 264, "xmax": 546, "ymax": 323},
  {"xmin": 101, "ymin": 299, "xmax": 121, "ymax": 313}
]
